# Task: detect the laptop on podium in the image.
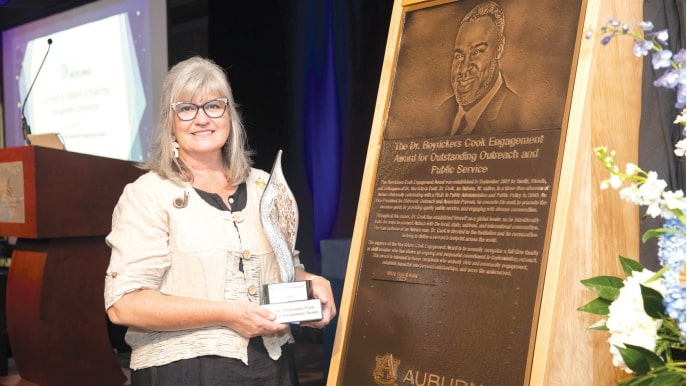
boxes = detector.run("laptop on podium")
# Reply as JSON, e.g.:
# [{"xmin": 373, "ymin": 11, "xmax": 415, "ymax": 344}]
[{"xmin": 27, "ymin": 133, "xmax": 66, "ymax": 150}]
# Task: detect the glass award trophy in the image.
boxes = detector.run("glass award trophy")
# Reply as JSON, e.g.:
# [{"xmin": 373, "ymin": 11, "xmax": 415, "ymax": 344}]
[{"xmin": 260, "ymin": 150, "xmax": 323, "ymax": 323}]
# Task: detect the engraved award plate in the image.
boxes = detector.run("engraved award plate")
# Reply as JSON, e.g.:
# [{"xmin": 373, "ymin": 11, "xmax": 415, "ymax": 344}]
[
  {"xmin": 262, "ymin": 298, "xmax": 323, "ymax": 324},
  {"xmin": 260, "ymin": 150, "xmax": 322, "ymax": 323},
  {"xmin": 263, "ymin": 280, "xmax": 313, "ymax": 304}
]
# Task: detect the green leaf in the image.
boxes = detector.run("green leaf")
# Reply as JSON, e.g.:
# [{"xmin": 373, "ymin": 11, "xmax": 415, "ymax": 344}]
[
  {"xmin": 581, "ymin": 276, "xmax": 624, "ymax": 301},
  {"xmin": 625, "ymin": 344, "xmax": 664, "ymax": 368},
  {"xmin": 617, "ymin": 344, "xmax": 665, "ymax": 375},
  {"xmin": 619, "ymin": 255, "xmax": 644, "ymax": 276},
  {"xmin": 641, "ymin": 227, "xmax": 682, "ymax": 243},
  {"xmin": 587, "ymin": 318, "xmax": 608, "ymax": 331},
  {"xmin": 619, "ymin": 376, "xmax": 653, "ymax": 386},
  {"xmin": 646, "ymin": 266, "xmax": 670, "ymax": 284},
  {"xmin": 640, "ymin": 285, "xmax": 665, "ymax": 319},
  {"xmin": 653, "ymin": 372, "xmax": 686, "ymax": 385},
  {"xmin": 577, "ymin": 297, "xmax": 611, "ymax": 315},
  {"xmin": 618, "ymin": 345, "xmax": 650, "ymax": 375}
]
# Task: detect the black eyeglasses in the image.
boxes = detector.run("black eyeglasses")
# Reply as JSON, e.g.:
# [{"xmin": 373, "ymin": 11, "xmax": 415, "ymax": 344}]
[{"xmin": 170, "ymin": 98, "xmax": 228, "ymax": 121}]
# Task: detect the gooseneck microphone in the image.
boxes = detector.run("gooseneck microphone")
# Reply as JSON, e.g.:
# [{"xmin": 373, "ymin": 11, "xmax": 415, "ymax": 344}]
[{"xmin": 21, "ymin": 38, "xmax": 53, "ymax": 145}]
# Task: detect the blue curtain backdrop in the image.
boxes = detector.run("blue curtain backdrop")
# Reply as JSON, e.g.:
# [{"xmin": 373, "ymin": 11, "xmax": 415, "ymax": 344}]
[{"xmin": 299, "ymin": 1, "xmax": 342, "ymax": 256}]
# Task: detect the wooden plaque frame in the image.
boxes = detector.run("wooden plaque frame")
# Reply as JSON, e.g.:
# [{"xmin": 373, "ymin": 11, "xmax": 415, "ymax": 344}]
[{"xmin": 327, "ymin": 0, "xmax": 643, "ymax": 384}]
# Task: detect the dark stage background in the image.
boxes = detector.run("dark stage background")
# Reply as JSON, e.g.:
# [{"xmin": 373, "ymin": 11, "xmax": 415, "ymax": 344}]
[{"xmin": 206, "ymin": 1, "xmax": 394, "ymax": 273}]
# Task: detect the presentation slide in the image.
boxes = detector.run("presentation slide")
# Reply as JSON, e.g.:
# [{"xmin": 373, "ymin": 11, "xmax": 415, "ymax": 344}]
[{"xmin": 2, "ymin": 0, "xmax": 167, "ymax": 162}]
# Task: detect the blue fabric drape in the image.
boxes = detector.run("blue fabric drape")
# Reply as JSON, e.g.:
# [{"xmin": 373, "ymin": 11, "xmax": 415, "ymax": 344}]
[{"xmin": 301, "ymin": 1, "xmax": 342, "ymax": 255}]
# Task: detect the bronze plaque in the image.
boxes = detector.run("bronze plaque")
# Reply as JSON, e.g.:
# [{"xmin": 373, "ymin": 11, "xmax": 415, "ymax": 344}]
[
  {"xmin": 342, "ymin": 130, "xmax": 559, "ymax": 385},
  {"xmin": 332, "ymin": 0, "xmax": 584, "ymax": 384}
]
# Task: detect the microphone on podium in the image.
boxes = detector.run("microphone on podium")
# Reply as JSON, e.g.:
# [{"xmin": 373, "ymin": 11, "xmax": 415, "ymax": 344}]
[{"xmin": 21, "ymin": 38, "xmax": 53, "ymax": 145}]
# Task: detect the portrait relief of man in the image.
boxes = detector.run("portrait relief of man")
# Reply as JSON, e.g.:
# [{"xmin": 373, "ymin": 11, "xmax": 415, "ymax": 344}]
[
  {"xmin": 441, "ymin": 1, "xmax": 529, "ymax": 135},
  {"xmin": 382, "ymin": 0, "xmax": 578, "ymax": 139}
]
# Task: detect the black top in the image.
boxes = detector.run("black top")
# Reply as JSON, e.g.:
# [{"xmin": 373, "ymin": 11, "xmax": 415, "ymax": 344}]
[{"xmin": 194, "ymin": 182, "xmax": 247, "ymax": 212}]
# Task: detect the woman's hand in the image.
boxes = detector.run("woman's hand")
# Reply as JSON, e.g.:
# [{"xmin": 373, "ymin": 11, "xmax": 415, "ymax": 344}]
[
  {"xmin": 226, "ymin": 300, "xmax": 291, "ymax": 338},
  {"xmin": 298, "ymin": 274, "xmax": 337, "ymax": 329}
]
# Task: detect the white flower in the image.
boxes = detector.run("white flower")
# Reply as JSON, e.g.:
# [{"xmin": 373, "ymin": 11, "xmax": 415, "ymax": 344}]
[
  {"xmin": 607, "ymin": 269, "xmax": 666, "ymax": 373},
  {"xmin": 625, "ymin": 163, "xmax": 639, "ymax": 175},
  {"xmin": 609, "ymin": 174, "xmax": 623, "ymax": 189},
  {"xmin": 674, "ymin": 109, "xmax": 686, "ymax": 127},
  {"xmin": 661, "ymin": 190, "xmax": 686, "ymax": 219},
  {"xmin": 646, "ymin": 202, "xmax": 663, "ymax": 218},
  {"xmin": 675, "ymin": 138, "xmax": 687, "ymax": 157},
  {"xmin": 637, "ymin": 171, "xmax": 668, "ymax": 203},
  {"xmin": 620, "ymin": 184, "xmax": 643, "ymax": 205}
]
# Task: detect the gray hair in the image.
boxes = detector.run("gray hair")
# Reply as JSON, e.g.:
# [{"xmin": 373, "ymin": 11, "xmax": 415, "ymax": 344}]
[{"xmin": 143, "ymin": 56, "xmax": 252, "ymax": 185}]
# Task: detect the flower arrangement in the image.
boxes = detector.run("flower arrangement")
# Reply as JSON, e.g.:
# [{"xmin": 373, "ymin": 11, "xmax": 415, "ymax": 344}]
[
  {"xmin": 578, "ymin": 18, "xmax": 686, "ymax": 385},
  {"xmin": 582, "ymin": 147, "xmax": 686, "ymax": 384}
]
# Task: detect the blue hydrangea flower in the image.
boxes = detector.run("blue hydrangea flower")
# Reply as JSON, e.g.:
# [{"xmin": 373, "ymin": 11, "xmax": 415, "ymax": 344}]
[
  {"xmin": 652, "ymin": 49, "xmax": 674, "ymax": 69},
  {"xmin": 657, "ymin": 217, "xmax": 686, "ymax": 340},
  {"xmin": 602, "ymin": 34, "xmax": 613, "ymax": 45},
  {"xmin": 639, "ymin": 21, "xmax": 654, "ymax": 31},
  {"xmin": 654, "ymin": 29, "xmax": 670, "ymax": 45},
  {"xmin": 633, "ymin": 39, "xmax": 654, "ymax": 56},
  {"xmin": 676, "ymin": 81, "xmax": 686, "ymax": 109},
  {"xmin": 654, "ymin": 68, "xmax": 680, "ymax": 89}
]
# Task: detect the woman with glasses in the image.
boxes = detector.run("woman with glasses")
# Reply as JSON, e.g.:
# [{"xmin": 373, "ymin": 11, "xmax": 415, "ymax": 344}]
[{"xmin": 104, "ymin": 56, "xmax": 336, "ymax": 385}]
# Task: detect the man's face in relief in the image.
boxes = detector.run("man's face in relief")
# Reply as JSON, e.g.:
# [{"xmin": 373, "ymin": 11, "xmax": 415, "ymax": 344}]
[{"xmin": 450, "ymin": 16, "xmax": 501, "ymax": 108}]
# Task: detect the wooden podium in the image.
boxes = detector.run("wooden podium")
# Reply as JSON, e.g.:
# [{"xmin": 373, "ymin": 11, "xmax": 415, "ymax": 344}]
[{"xmin": 0, "ymin": 146, "xmax": 142, "ymax": 386}]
